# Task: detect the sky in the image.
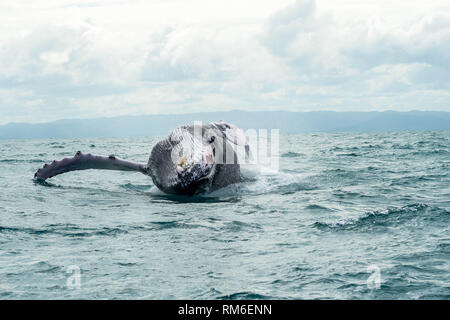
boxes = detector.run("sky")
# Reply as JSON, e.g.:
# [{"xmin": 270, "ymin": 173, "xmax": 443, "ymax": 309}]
[{"xmin": 0, "ymin": 0, "xmax": 449, "ymax": 124}]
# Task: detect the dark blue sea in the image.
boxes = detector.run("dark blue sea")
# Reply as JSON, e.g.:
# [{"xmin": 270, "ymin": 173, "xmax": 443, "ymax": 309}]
[{"xmin": 0, "ymin": 131, "xmax": 449, "ymax": 299}]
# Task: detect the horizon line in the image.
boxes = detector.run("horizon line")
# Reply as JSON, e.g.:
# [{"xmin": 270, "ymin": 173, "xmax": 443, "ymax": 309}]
[{"xmin": 2, "ymin": 109, "xmax": 449, "ymax": 126}]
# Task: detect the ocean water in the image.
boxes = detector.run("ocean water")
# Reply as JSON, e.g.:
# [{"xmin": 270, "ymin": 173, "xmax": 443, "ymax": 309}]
[{"xmin": 0, "ymin": 131, "xmax": 449, "ymax": 299}]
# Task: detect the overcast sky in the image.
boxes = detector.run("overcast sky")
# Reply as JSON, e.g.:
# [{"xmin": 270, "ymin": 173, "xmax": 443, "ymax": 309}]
[{"xmin": 1, "ymin": 0, "xmax": 449, "ymax": 124}]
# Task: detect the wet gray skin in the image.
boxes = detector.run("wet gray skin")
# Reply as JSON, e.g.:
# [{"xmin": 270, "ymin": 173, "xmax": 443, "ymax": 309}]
[{"xmin": 34, "ymin": 122, "xmax": 247, "ymax": 196}]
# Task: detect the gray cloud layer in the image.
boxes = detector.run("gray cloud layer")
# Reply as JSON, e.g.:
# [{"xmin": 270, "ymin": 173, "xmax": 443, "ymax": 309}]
[{"xmin": 0, "ymin": 0, "xmax": 449, "ymax": 124}]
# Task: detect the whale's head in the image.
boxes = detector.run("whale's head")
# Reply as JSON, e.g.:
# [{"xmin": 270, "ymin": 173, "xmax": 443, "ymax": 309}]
[{"xmin": 148, "ymin": 124, "xmax": 219, "ymax": 195}]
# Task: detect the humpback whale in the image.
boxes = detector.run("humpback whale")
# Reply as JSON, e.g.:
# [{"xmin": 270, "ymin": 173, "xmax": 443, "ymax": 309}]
[{"xmin": 34, "ymin": 122, "xmax": 249, "ymax": 196}]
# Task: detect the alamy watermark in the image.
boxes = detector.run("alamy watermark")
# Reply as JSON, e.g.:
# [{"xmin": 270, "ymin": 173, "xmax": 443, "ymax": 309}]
[
  {"xmin": 66, "ymin": 265, "xmax": 81, "ymax": 289},
  {"xmin": 366, "ymin": 264, "xmax": 381, "ymax": 289},
  {"xmin": 170, "ymin": 121, "xmax": 280, "ymax": 172}
]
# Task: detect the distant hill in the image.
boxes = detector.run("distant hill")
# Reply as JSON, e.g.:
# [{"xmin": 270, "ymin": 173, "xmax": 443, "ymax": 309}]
[{"xmin": 0, "ymin": 111, "xmax": 449, "ymax": 139}]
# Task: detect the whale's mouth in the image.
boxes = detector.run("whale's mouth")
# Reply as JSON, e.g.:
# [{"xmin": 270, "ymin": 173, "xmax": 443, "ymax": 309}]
[
  {"xmin": 176, "ymin": 145, "xmax": 215, "ymax": 175},
  {"xmin": 172, "ymin": 145, "xmax": 216, "ymax": 195},
  {"xmin": 176, "ymin": 156, "xmax": 215, "ymax": 180},
  {"xmin": 151, "ymin": 125, "xmax": 223, "ymax": 195},
  {"xmin": 177, "ymin": 162, "xmax": 212, "ymax": 179}
]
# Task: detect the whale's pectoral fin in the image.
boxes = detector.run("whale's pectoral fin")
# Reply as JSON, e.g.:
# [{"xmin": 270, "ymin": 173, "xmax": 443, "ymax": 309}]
[
  {"xmin": 211, "ymin": 121, "xmax": 253, "ymax": 161},
  {"xmin": 34, "ymin": 151, "xmax": 149, "ymax": 181}
]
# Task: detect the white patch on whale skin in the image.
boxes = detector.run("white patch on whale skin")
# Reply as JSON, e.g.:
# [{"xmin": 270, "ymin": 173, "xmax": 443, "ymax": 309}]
[
  {"xmin": 225, "ymin": 126, "xmax": 247, "ymax": 146},
  {"xmin": 212, "ymin": 121, "xmax": 247, "ymax": 146}
]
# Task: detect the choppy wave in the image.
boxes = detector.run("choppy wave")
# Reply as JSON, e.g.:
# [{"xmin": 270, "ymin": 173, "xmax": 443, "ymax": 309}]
[
  {"xmin": 1, "ymin": 131, "xmax": 449, "ymax": 299},
  {"xmin": 218, "ymin": 292, "xmax": 272, "ymax": 300},
  {"xmin": 313, "ymin": 204, "xmax": 449, "ymax": 232},
  {"xmin": 281, "ymin": 151, "xmax": 303, "ymax": 158}
]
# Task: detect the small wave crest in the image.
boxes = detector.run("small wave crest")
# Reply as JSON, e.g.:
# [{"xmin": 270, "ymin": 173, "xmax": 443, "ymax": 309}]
[
  {"xmin": 239, "ymin": 164, "xmax": 316, "ymax": 195},
  {"xmin": 0, "ymin": 159, "xmax": 45, "ymax": 163},
  {"xmin": 120, "ymin": 183, "xmax": 152, "ymax": 192},
  {"xmin": 218, "ymin": 292, "xmax": 272, "ymax": 300},
  {"xmin": 281, "ymin": 151, "xmax": 303, "ymax": 158},
  {"xmin": 0, "ymin": 224, "xmax": 128, "ymax": 238},
  {"xmin": 313, "ymin": 204, "xmax": 449, "ymax": 232}
]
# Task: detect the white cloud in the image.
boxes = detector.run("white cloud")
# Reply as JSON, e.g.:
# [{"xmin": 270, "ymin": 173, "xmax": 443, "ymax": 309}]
[
  {"xmin": 0, "ymin": 0, "xmax": 449, "ymax": 124},
  {"xmin": 258, "ymin": 0, "xmax": 450, "ymax": 110}
]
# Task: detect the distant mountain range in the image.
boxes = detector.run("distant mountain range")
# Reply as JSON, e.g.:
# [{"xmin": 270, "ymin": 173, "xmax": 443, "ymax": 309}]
[{"xmin": 0, "ymin": 111, "xmax": 449, "ymax": 139}]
